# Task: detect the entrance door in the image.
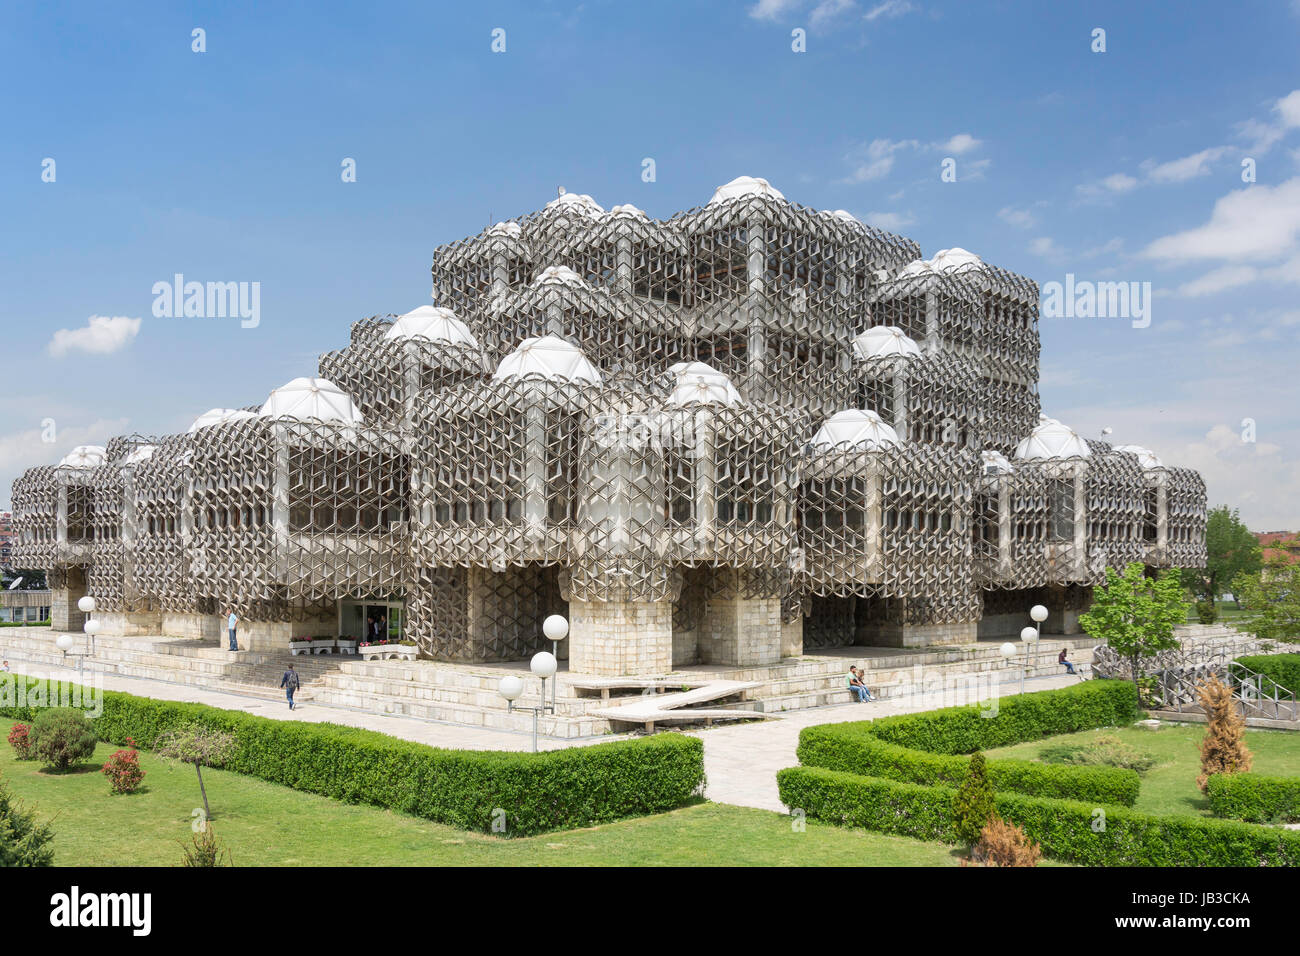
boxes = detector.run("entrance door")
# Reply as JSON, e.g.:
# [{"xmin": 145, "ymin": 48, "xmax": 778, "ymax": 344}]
[{"xmin": 339, "ymin": 599, "xmax": 403, "ymax": 643}]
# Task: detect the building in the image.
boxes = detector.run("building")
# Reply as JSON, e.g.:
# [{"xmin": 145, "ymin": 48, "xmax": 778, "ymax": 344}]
[
  {"xmin": 0, "ymin": 510, "xmax": 13, "ymax": 568},
  {"xmin": 9, "ymin": 177, "xmax": 1208, "ymax": 675}
]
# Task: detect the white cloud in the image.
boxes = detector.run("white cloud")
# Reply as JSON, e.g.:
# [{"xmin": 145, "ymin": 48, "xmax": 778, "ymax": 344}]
[
  {"xmin": 1075, "ymin": 173, "xmax": 1138, "ymax": 201},
  {"xmin": 748, "ymin": 0, "xmax": 803, "ymax": 20},
  {"xmin": 1142, "ymin": 146, "xmax": 1230, "ymax": 184},
  {"xmin": 863, "ymin": 0, "xmax": 915, "ymax": 20},
  {"xmin": 863, "ymin": 210, "xmax": 915, "ymax": 229},
  {"xmin": 840, "ymin": 138, "xmax": 919, "ymax": 183},
  {"xmin": 810, "ymin": 0, "xmax": 856, "ymax": 28},
  {"xmin": 998, "ymin": 205, "xmax": 1038, "ymax": 229},
  {"xmin": 0, "ymin": 417, "xmax": 130, "ymax": 488},
  {"xmin": 938, "ymin": 133, "xmax": 981, "ymax": 155},
  {"xmin": 47, "ymin": 315, "xmax": 142, "ymax": 358},
  {"xmin": 1143, "ymin": 177, "xmax": 1300, "ymax": 264},
  {"xmin": 1028, "ymin": 236, "xmax": 1064, "ymax": 258},
  {"xmin": 1236, "ymin": 89, "xmax": 1300, "ymax": 153}
]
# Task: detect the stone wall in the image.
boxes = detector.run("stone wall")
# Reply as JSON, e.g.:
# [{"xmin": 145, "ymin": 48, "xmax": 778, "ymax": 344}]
[{"xmin": 569, "ymin": 599, "xmax": 672, "ymax": 675}]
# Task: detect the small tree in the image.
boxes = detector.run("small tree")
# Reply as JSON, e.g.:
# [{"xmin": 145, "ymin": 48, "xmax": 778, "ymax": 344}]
[
  {"xmin": 1185, "ymin": 506, "xmax": 1261, "ymax": 608},
  {"xmin": 1233, "ymin": 555, "xmax": 1300, "ymax": 643},
  {"xmin": 969, "ymin": 817, "xmax": 1041, "ymax": 867},
  {"xmin": 953, "ymin": 751, "xmax": 997, "ymax": 845},
  {"xmin": 178, "ymin": 823, "xmax": 231, "ymax": 867},
  {"xmin": 0, "ymin": 777, "xmax": 54, "ymax": 867},
  {"xmin": 155, "ymin": 725, "xmax": 237, "ymax": 823},
  {"xmin": 28, "ymin": 708, "xmax": 97, "ymax": 771},
  {"xmin": 1080, "ymin": 562, "xmax": 1188, "ymax": 697},
  {"xmin": 7, "ymin": 724, "xmax": 34, "ymax": 761},
  {"xmin": 101, "ymin": 737, "xmax": 145, "ymax": 795},
  {"xmin": 1197, "ymin": 676, "xmax": 1252, "ymax": 792}
]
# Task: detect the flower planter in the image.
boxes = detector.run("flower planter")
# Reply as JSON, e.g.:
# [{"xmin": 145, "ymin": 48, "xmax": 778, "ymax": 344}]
[
  {"xmin": 359, "ymin": 643, "xmax": 417, "ymax": 661},
  {"xmin": 311, "ymin": 639, "xmax": 337, "ymax": 655},
  {"xmin": 336, "ymin": 639, "xmax": 358, "ymax": 656},
  {"xmin": 289, "ymin": 641, "xmax": 313, "ymax": 656}
]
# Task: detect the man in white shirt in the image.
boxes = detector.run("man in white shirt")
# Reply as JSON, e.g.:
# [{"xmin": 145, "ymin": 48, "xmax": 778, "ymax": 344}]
[{"xmin": 226, "ymin": 609, "xmax": 238, "ymax": 651}]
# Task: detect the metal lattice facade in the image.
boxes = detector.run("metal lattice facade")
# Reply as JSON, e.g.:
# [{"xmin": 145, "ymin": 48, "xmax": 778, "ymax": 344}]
[{"xmin": 10, "ymin": 177, "xmax": 1207, "ymax": 673}]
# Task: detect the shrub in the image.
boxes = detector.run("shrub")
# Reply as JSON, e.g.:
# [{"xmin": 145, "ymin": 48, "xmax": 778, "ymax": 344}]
[
  {"xmin": 795, "ymin": 680, "xmax": 1143, "ymax": 806},
  {"xmin": 155, "ymin": 725, "xmax": 236, "ymax": 821},
  {"xmin": 179, "ymin": 824, "xmax": 230, "ymax": 867},
  {"xmin": 777, "ymin": 766, "xmax": 1300, "ymax": 867},
  {"xmin": 1037, "ymin": 734, "xmax": 1157, "ymax": 774},
  {"xmin": 101, "ymin": 738, "xmax": 145, "ymax": 795},
  {"xmin": 1237, "ymin": 654, "xmax": 1300, "ymax": 696},
  {"xmin": 1207, "ymin": 773, "xmax": 1300, "ymax": 824},
  {"xmin": 7, "ymin": 723, "xmax": 33, "ymax": 761},
  {"xmin": 29, "ymin": 708, "xmax": 97, "ymax": 771},
  {"xmin": 953, "ymin": 752, "xmax": 996, "ymax": 845},
  {"xmin": 969, "ymin": 817, "xmax": 1041, "ymax": 867},
  {"xmin": 0, "ymin": 672, "xmax": 704, "ymax": 836},
  {"xmin": 0, "ymin": 777, "xmax": 54, "ymax": 866},
  {"xmin": 1197, "ymin": 677, "xmax": 1252, "ymax": 792},
  {"xmin": 1195, "ymin": 601, "xmax": 1218, "ymax": 625}
]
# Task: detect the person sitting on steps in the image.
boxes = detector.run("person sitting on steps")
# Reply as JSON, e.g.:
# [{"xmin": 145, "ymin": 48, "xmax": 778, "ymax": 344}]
[
  {"xmin": 1059, "ymin": 646, "xmax": 1077, "ymax": 676},
  {"xmin": 847, "ymin": 665, "xmax": 875, "ymax": 703}
]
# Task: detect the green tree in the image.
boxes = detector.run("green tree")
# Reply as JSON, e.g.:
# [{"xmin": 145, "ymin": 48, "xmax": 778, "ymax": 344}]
[
  {"xmin": 155, "ymin": 725, "xmax": 237, "ymax": 823},
  {"xmin": 29, "ymin": 708, "xmax": 97, "ymax": 771},
  {"xmin": 1184, "ymin": 506, "xmax": 1261, "ymax": 607},
  {"xmin": 1233, "ymin": 555, "xmax": 1300, "ymax": 642},
  {"xmin": 0, "ymin": 777, "xmax": 54, "ymax": 866},
  {"xmin": 953, "ymin": 752, "xmax": 996, "ymax": 846},
  {"xmin": 1081, "ymin": 562, "xmax": 1188, "ymax": 695}
]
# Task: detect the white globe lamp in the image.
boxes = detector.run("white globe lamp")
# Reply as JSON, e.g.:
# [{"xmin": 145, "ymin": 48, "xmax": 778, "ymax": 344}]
[
  {"xmin": 56, "ymin": 634, "xmax": 75, "ymax": 652},
  {"xmin": 542, "ymin": 614, "xmax": 569, "ymax": 642},
  {"xmin": 1020, "ymin": 625, "xmax": 1038, "ymax": 643},
  {"xmin": 999, "ymin": 641, "xmax": 1016, "ymax": 660},
  {"xmin": 77, "ymin": 596, "xmax": 96, "ymax": 614},
  {"xmin": 498, "ymin": 675, "xmax": 524, "ymax": 702},
  {"xmin": 530, "ymin": 651, "xmax": 558, "ymax": 680},
  {"xmin": 1030, "ymin": 604, "xmax": 1049, "ymax": 624}
]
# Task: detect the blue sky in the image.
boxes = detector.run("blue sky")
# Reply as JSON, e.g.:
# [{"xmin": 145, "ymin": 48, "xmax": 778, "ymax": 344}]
[{"xmin": 2, "ymin": 0, "xmax": 1298, "ymax": 529}]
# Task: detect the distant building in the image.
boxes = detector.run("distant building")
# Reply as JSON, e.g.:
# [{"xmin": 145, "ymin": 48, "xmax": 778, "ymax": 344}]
[
  {"xmin": 0, "ymin": 510, "xmax": 12, "ymax": 568},
  {"xmin": 1256, "ymin": 530, "xmax": 1300, "ymax": 566}
]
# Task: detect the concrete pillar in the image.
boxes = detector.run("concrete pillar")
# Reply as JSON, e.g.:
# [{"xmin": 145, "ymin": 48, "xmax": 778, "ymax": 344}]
[
  {"xmin": 524, "ymin": 402, "xmax": 547, "ymax": 547},
  {"xmin": 780, "ymin": 612, "xmax": 803, "ymax": 658},
  {"xmin": 692, "ymin": 410, "xmax": 715, "ymax": 557},
  {"xmin": 568, "ymin": 598, "xmax": 673, "ymax": 676},
  {"xmin": 50, "ymin": 566, "xmax": 86, "ymax": 633},
  {"xmin": 697, "ymin": 571, "xmax": 782, "ymax": 667},
  {"xmin": 924, "ymin": 289, "xmax": 940, "ymax": 352}
]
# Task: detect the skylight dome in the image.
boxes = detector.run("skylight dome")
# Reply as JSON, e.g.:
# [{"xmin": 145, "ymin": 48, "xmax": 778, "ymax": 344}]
[
  {"xmin": 1014, "ymin": 415, "xmax": 1092, "ymax": 460},
  {"xmin": 664, "ymin": 361, "xmax": 743, "ymax": 406},
  {"xmin": 188, "ymin": 408, "xmax": 257, "ymax": 433},
  {"xmin": 122, "ymin": 445, "xmax": 157, "ymax": 467},
  {"xmin": 58, "ymin": 445, "xmax": 106, "ymax": 469},
  {"xmin": 544, "ymin": 191, "xmax": 604, "ymax": 217},
  {"xmin": 492, "ymin": 335, "xmax": 602, "ymax": 385},
  {"xmin": 852, "ymin": 326, "xmax": 923, "ymax": 360},
  {"xmin": 981, "ymin": 449, "xmax": 1014, "ymax": 475},
  {"xmin": 1114, "ymin": 444, "xmax": 1164, "ymax": 470},
  {"xmin": 810, "ymin": 410, "xmax": 901, "ymax": 451},
  {"xmin": 258, "ymin": 378, "xmax": 363, "ymax": 423},
  {"xmin": 708, "ymin": 176, "xmax": 786, "ymax": 206},
  {"xmin": 384, "ymin": 305, "xmax": 479, "ymax": 348},
  {"xmin": 531, "ymin": 265, "xmax": 591, "ymax": 290}
]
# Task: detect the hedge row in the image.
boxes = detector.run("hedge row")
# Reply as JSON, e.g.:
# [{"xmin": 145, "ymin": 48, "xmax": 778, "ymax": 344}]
[
  {"xmin": 795, "ymin": 680, "xmax": 1142, "ymax": 806},
  {"xmin": 798, "ymin": 727, "xmax": 1139, "ymax": 806},
  {"xmin": 1237, "ymin": 654, "xmax": 1300, "ymax": 696},
  {"xmin": 778, "ymin": 766, "xmax": 1300, "ymax": 867},
  {"xmin": 1207, "ymin": 773, "xmax": 1300, "ymax": 824},
  {"xmin": 860, "ymin": 679, "xmax": 1141, "ymax": 754},
  {"xmin": 0, "ymin": 673, "xmax": 704, "ymax": 836}
]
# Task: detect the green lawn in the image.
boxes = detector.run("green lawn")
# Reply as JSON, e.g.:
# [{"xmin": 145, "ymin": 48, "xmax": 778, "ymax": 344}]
[
  {"xmin": 987, "ymin": 723, "xmax": 1300, "ymax": 817},
  {"xmin": 1, "ymin": 742, "xmax": 966, "ymax": 866}
]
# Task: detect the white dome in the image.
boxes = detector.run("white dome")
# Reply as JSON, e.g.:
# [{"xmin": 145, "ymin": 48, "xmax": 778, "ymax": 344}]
[
  {"xmin": 981, "ymin": 449, "xmax": 1014, "ymax": 475},
  {"xmin": 810, "ymin": 410, "xmax": 901, "ymax": 451},
  {"xmin": 1114, "ymin": 444, "xmax": 1164, "ymax": 470},
  {"xmin": 122, "ymin": 445, "xmax": 157, "ymax": 467},
  {"xmin": 609, "ymin": 204, "xmax": 648, "ymax": 219},
  {"xmin": 898, "ymin": 247, "xmax": 984, "ymax": 278},
  {"xmin": 58, "ymin": 445, "xmax": 106, "ymax": 469},
  {"xmin": 852, "ymin": 326, "xmax": 923, "ymax": 360},
  {"xmin": 258, "ymin": 378, "xmax": 363, "ymax": 423},
  {"xmin": 708, "ymin": 176, "xmax": 786, "ymax": 206},
  {"xmin": 188, "ymin": 408, "xmax": 256, "ymax": 433},
  {"xmin": 1014, "ymin": 416, "xmax": 1092, "ymax": 460},
  {"xmin": 487, "ymin": 221, "xmax": 522, "ymax": 238},
  {"xmin": 384, "ymin": 306, "xmax": 479, "ymax": 348},
  {"xmin": 492, "ymin": 335, "xmax": 602, "ymax": 385},
  {"xmin": 828, "ymin": 209, "xmax": 866, "ymax": 229},
  {"xmin": 664, "ymin": 361, "xmax": 743, "ymax": 406},
  {"xmin": 544, "ymin": 191, "xmax": 604, "ymax": 217},
  {"xmin": 531, "ymin": 265, "xmax": 590, "ymax": 291}
]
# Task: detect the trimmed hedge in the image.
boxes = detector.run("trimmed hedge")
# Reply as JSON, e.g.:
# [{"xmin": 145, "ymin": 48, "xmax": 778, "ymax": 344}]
[
  {"xmin": 1238, "ymin": 653, "xmax": 1300, "ymax": 696},
  {"xmin": 778, "ymin": 766, "xmax": 1300, "ymax": 867},
  {"xmin": 0, "ymin": 673, "xmax": 704, "ymax": 836},
  {"xmin": 798, "ymin": 728, "xmax": 1140, "ymax": 806},
  {"xmin": 1207, "ymin": 773, "xmax": 1300, "ymax": 824},
  {"xmin": 796, "ymin": 680, "xmax": 1142, "ymax": 806}
]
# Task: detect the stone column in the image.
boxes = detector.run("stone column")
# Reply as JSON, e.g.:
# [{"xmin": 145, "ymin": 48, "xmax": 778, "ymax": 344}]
[{"xmin": 568, "ymin": 599, "xmax": 673, "ymax": 676}]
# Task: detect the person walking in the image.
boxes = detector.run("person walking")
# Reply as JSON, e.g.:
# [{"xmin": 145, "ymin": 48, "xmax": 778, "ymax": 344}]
[
  {"xmin": 280, "ymin": 663, "xmax": 301, "ymax": 710},
  {"xmin": 226, "ymin": 608, "xmax": 239, "ymax": 652}
]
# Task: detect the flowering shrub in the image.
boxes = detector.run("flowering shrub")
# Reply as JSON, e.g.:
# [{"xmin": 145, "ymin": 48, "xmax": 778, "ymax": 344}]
[
  {"xmin": 102, "ymin": 737, "xmax": 145, "ymax": 794},
  {"xmin": 7, "ymin": 722, "xmax": 33, "ymax": 760}
]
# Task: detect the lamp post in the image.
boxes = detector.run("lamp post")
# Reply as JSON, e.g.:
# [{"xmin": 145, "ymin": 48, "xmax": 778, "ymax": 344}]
[
  {"xmin": 541, "ymin": 614, "xmax": 568, "ymax": 710},
  {"xmin": 77, "ymin": 595, "xmax": 98, "ymax": 657},
  {"xmin": 497, "ymin": 650, "xmax": 558, "ymax": 753}
]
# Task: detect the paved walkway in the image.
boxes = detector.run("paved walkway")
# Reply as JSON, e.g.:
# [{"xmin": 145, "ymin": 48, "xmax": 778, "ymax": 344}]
[{"xmin": 1, "ymin": 648, "xmax": 1080, "ymax": 809}]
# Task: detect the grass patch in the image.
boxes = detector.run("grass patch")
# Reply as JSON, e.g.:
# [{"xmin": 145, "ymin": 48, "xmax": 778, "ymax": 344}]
[
  {"xmin": 987, "ymin": 724, "xmax": 1300, "ymax": 818},
  {"xmin": 1037, "ymin": 734, "xmax": 1157, "ymax": 773},
  {"xmin": 0, "ymin": 743, "xmax": 969, "ymax": 866}
]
